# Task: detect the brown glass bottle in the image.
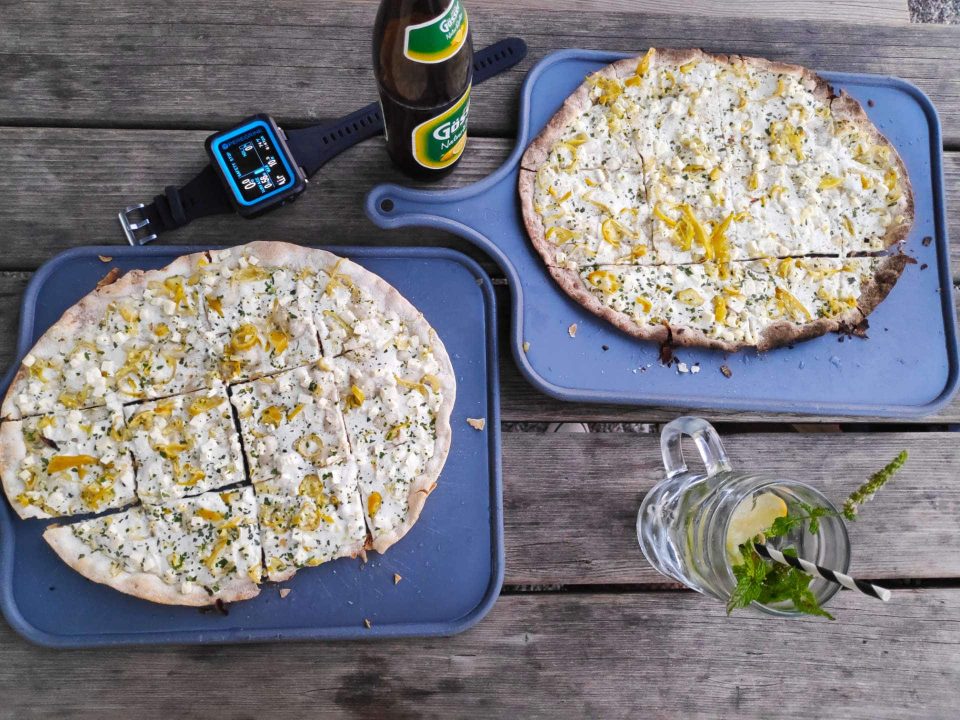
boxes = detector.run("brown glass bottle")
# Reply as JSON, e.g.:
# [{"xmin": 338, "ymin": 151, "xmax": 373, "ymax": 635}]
[{"xmin": 373, "ymin": 0, "xmax": 474, "ymax": 179}]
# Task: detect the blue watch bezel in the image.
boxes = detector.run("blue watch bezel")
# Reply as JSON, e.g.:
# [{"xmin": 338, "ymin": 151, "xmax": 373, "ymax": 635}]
[{"xmin": 205, "ymin": 114, "xmax": 306, "ymax": 217}]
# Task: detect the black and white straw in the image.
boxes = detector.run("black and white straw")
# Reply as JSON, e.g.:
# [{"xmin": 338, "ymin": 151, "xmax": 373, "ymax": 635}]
[{"xmin": 753, "ymin": 542, "xmax": 891, "ymax": 603}]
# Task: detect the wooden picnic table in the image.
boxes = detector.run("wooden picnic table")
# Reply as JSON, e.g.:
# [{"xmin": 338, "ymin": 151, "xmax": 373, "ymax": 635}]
[{"xmin": 2, "ymin": 1, "xmax": 959, "ymax": 717}]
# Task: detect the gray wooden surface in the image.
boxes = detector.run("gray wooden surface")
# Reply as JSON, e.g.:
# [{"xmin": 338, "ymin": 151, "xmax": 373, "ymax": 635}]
[
  {"xmin": 468, "ymin": 0, "xmax": 912, "ymax": 23},
  {"xmin": 1, "ymin": 3, "xmax": 960, "ymax": 719},
  {"xmin": 4, "ymin": 3, "xmax": 960, "ymax": 138}
]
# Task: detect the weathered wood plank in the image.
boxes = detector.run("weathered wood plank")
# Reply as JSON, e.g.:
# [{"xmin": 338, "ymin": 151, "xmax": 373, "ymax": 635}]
[
  {"xmin": 0, "ymin": 128, "xmax": 511, "ymax": 268},
  {"xmin": 2, "ymin": 5, "xmax": 958, "ymax": 140},
  {"xmin": 0, "ymin": 588, "xmax": 956, "ymax": 719},
  {"xmin": 502, "ymin": 432, "xmax": 960, "ymax": 585},
  {"xmin": 0, "ymin": 128, "xmax": 957, "ymax": 272},
  {"xmin": 471, "ymin": 0, "xmax": 911, "ymax": 23}
]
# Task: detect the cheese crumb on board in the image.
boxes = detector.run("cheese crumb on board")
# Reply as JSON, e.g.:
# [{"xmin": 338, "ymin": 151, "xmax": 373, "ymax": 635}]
[{"xmin": 467, "ymin": 418, "xmax": 486, "ymax": 431}]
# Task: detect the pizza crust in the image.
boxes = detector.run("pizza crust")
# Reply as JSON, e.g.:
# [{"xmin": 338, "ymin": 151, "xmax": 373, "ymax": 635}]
[
  {"xmin": 368, "ymin": 330, "xmax": 455, "ymax": 554},
  {"xmin": 43, "ymin": 523, "xmax": 259, "ymax": 606},
  {"xmin": 830, "ymin": 91, "xmax": 916, "ymax": 250}
]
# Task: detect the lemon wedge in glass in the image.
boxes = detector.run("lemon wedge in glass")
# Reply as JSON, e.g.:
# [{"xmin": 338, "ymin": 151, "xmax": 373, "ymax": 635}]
[{"xmin": 725, "ymin": 492, "xmax": 788, "ymax": 563}]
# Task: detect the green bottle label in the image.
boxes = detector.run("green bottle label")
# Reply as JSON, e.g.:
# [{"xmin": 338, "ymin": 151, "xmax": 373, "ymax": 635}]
[
  {"xmin": 403, "ymin": 0, "xmax": 469, "ymax": 64},
  {"xmin": 411, "ymin": 85, "xmax": 470, "ymax": 169}
]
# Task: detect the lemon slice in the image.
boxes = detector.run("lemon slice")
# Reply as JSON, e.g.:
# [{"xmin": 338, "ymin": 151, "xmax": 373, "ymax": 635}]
[{"xmin": 726, "ymin": 492, "xmax": 788, "ymax": 563}]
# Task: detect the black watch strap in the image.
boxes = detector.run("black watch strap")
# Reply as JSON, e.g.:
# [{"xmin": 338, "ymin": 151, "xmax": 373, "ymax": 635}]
[
  {"xmin": 284, "ymin": 36, "xmax": 527, "ymax": 178},
  {"xmin": 119, "ymin": 165, "xmax": 234, "ymax": 245},
  {"xmin": 120, "ymin": 37, "xmax": 528, "ymax": 245}
]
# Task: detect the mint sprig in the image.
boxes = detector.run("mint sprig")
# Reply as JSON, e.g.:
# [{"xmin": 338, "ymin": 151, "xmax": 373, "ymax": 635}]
[
  {"xmin": 726, "ymin": 450, "xmax": 907, "ymax": 618},
  {"xmin": 843, "ymin": 450, "xmax": 908, "ymax": 521}
]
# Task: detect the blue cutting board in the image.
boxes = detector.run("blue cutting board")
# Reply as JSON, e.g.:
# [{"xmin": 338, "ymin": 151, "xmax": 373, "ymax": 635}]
[
  {"xmin": 0, "ymin": 245, "xmax": 503, "ymax": 647},
  {"xmin": 366, "ymin": 49, "xmax": 958, "ymax": 417}
]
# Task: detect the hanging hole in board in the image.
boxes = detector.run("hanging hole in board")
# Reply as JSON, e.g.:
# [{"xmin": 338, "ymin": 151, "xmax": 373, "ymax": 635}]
[{"xmin": 380, "ymin": 199, "xmax": 395, "ymax": 213}]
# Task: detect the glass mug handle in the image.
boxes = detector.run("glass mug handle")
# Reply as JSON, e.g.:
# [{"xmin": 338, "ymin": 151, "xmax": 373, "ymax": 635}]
[{"xmin": 660, "ymin": 417, "xmax": 732, "ymax": 479}]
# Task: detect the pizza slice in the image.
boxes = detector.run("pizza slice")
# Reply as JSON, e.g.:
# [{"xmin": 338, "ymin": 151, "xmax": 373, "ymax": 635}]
[
  {"xmin": 0, "ymin": 405, "xmax": 135, "ymax": 519},
  {"xmin": 330, "ymin": 326, "xmax": 455, "ymax": 553},
  {"xmin": 712, "ymin": 55, "xmax": 836, "ymax": 168},
  {"xmin": 826, "ymin": 94, "xmax": 914, "ymax": 253},
  {"xmin": 230, "ymin": 364, "xmax": 367, "ymax": 579},
  {"xmin": 1, "ymin": 251, "xmax": 217, "ymax": 419},
  {"xmin": 519, "ymin": 165, "xmax": 656, "ymax": 268},
  {"xmin": 123, "ymin": 382, "xmax": 245, "ymax": 504},
  {"xmin": 255, "ymin": 482, "xmax": 367, "ymax": 582},
  {"xmin": 299, "ymin": 256, "xmax": 407, "ymax": 358},
  {"xmin": 230, "ymin": 365, "xmax": 353, "ymax": 484},
  {"xmin": 645, "ymin": 159, "xmax": 734, "ymax": 265},
  {"xmin": 630, "ymin": 49, "xmax": 728, "ymax": 168},
  {"xmin": 43, "ymin": 487, "xmax": 262, "ymax": 606},
  {"xmin": 722, "ymin": 161, "xmax": 845, "ymax": 259},
  {"xmin": 203, "ymin": 246, "xmax": 322, "ymax": 382}
]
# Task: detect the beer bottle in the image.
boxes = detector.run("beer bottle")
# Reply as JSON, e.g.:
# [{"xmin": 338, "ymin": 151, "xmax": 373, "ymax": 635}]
[{"xmin": 373, "ymin": 0, "xmax": 473, "ymax": 179}]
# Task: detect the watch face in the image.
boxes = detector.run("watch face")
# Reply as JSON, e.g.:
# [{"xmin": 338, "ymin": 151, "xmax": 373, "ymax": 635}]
[{"xmin": 206, "ymin": 116, "xmax": 304, "ymax": 216}]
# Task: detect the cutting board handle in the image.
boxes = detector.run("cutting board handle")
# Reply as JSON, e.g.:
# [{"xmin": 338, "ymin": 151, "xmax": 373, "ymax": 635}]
[{"xmin": 366, "ymin": 170, "xmax": 526, "ymax": 281}]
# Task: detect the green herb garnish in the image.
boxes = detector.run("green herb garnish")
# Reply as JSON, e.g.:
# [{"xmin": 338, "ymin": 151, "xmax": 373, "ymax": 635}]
[
  {"xmin": 843, "ymin": 450, "xmax": 908, "ymax": 521},
  {"xmin": 727, "ymin": 450, "xmax": 907, "ymax": 618}
]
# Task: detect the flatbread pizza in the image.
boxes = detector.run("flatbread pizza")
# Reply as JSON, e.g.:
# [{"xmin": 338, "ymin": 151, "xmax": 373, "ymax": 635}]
[
  {"xmin": 1, "ymin": 241, "xmax": 456, "ymax": 606},
  {"xmin": 519, "ymin": 48, "xmax": 914, "ymax": 351}
]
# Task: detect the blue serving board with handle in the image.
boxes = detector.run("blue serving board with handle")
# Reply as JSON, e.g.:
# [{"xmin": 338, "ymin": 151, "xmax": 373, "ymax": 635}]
[
  {"xmin": 366, "ymin": 49, "xmax": 959, "ymax": 417},
  {"xmin": 0, "ymin": 245, "xmax": 503, "ymax": 647}
]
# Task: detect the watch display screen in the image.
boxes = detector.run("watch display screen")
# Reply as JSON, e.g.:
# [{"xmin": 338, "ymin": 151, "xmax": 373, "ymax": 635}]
[{"xmin": 209, "ymin": 120, "xmax": 298, "ymax": 207}]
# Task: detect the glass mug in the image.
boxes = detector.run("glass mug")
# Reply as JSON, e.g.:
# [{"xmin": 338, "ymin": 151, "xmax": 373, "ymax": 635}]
[{"xmin": 637, "ymin": 417, "xmax": 851, "ymax": 616}]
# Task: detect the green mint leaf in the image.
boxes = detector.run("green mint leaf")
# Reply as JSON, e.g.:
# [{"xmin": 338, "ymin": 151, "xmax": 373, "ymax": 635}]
[
  {"xmin": 791, "ymin": 584, "xmax": 835, "ymax": 620},
  {"xmin": 727, "ymin": 540, "xmax": 769, "ymax": 614},
  {"xmin": 767, "ymin": 514, "xmax": 803, "ymax": 538},
  {"xmin": 843, "ymin": 450, "xmax": 908, "ymax": 521}
]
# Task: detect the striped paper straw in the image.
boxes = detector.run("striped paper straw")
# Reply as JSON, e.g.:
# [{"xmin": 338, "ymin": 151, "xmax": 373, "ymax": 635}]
[{"xmin": 753, "ymin": 542, "xmax": 891, "ymax": 603}]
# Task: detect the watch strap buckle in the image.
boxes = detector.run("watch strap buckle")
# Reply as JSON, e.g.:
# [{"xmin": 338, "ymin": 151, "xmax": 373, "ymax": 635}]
[{"xmin": 118, "ymin": 203, "xmax": 158, "ymax": 246}]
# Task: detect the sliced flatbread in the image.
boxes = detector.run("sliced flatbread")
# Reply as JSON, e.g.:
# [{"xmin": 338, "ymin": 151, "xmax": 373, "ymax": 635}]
[
  {"xmin": 256, "ymin": 486, "xmax": 367, "ymax": 582},
  {"xmin": 3, "ymin": 241, "xmax": 458, "ymax": 606},
  {"xmin": 519, "ymin": 48, "xmax": 915, "ymax": 351},
  {"xmin": 230, "ymin": 365, "xmax": 353, "ymax": 484},
  {"xmin": 0, "ymin": 406, "xmax": 135, "ymax": 519},
  {"xmin": 43, "ymin": 487, "xmax": 262, "ymax": 605},
  {"xmin": 123, "ymin": 382, "xmax": 244, "ymax": 504}
]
